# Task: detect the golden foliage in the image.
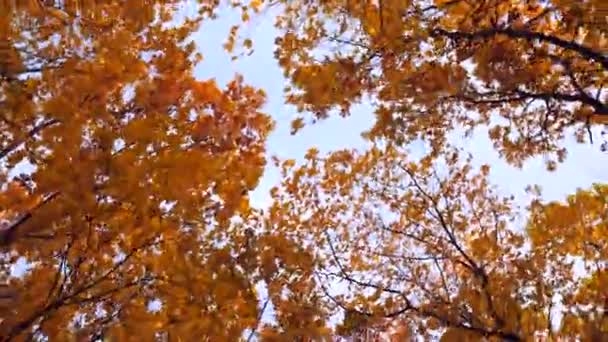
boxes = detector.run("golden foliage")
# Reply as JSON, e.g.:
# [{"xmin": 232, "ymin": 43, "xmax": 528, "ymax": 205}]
[
  {"xmin": 270, "ymin": 0, "xmax": 607, "ymax": 167},
  {"xmin": 1, "ymin": 1, "xmax": 606, "ymax": 341},
  {"xmin": 0, "ymin": 1, "xmax": 327, "ymax": 340},
  {"xmin": 268, "ymin": 144, "xmax": 608, "ymax": 340}
]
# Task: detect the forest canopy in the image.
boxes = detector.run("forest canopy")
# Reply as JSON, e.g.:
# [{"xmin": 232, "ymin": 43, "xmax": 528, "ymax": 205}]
[{"xmin": 0, "ymin": 0, "xmax": 606, "ymax": 341}]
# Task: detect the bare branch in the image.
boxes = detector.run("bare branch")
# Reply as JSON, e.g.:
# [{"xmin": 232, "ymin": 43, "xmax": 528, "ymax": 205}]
[
  {"xmin": 322, "ymin": 230, "xmax": 404, "ymax": 297},
  {"xmin": 246, "ymin": 297, "xmax": 271, "ymax": 342}
]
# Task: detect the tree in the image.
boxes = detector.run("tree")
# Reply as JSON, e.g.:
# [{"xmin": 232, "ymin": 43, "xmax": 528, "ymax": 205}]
[
  {"xmin": 3, "ymin": 1, "xmax": 604, "ymax": 340},
  {"xmin": 261, "ymin": 0, "xmax": 608, "ymax": 338},
  {"xmin": 267, "ymin": 144, "xmax": 607, "ymax": 340},
  {"xmin": 0, "ymin": 1, "xmax": 328, "ymax": 340},
  {"xmin": 268, "ymin": 0, "xmax": 607, "ymax": 167}
]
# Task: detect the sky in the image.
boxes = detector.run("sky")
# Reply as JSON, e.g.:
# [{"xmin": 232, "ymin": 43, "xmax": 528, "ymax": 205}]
[{"xmin": 191, "ymin": 5, "xmax": 608, "ymax": 211}]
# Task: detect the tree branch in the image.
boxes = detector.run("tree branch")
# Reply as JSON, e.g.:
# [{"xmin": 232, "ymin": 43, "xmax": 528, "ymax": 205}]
[
  {"xmin": 0, "ymin": 191, "xmax": 61, "ymax": 247},
  {"xmin": 317, "ymin": 268, "xmax": 520, "ymax": 341},
  {"xmin": 0, "ymin": 118, "xmax": 60, "ymax": 160},
  {"xmin": 246, "ymin": 297, "xmax": 271, "ymax": 342},
  {"xmin": 455, "ymin": 88, "xmax": 608, "ymax": 115},
  {"xmin": 2, "ymin": 237, "xmax": 159, "ymax": 340},
  {"xmin": 432, "ymin": 27, "xmax": 608, "ymax": 70}
]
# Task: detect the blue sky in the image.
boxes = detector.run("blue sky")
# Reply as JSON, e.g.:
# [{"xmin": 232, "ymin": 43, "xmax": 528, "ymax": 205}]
[{"xmin": 192, "ymin": 5, "xmax": 608, "ymax": 210}]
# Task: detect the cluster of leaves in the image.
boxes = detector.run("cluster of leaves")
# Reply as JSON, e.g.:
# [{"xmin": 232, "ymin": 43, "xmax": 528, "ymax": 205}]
[
  {"xmin": 268, "ymin": 144, "xmax": 607, "ymax": 340},
  {"xmin": 255, "ymin": 0, "xmax": 608, "ymax": 339},
  {"xmin": 270, "ymin": 0, "xmax": 607, "ymax": 167},
  {"xmin": 0, "ymin": 1, "xmax": 328, "ymax": 340}
]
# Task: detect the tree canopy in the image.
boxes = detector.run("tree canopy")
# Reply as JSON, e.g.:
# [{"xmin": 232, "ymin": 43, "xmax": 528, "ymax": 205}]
[
  {"xmin": 272, "ymin": 0, "xmax": 607, "ymax": 167},
  {"xmin": 268, "ymin": 144, "xmax": 607, "ymax": 340},
  {"xmin": 1, "ymin": 0, "xmax": 606, "ymax": 341},
  {"xmin": 265, "ymin": 0, "xmax": 607, "ymax": 338},
  {"xmin": 0, "ymin": 1, "xmax": 327, "ymax": 340}
]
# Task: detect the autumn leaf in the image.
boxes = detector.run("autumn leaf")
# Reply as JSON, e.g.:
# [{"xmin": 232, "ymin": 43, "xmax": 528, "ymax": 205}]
[
  {"xmin": 290, "ymin": 117, "xmax": 305, "ymax": 135},
  {"xmin": 244, "ymin": 38, "xmax": 253, "ymax": 49}
]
